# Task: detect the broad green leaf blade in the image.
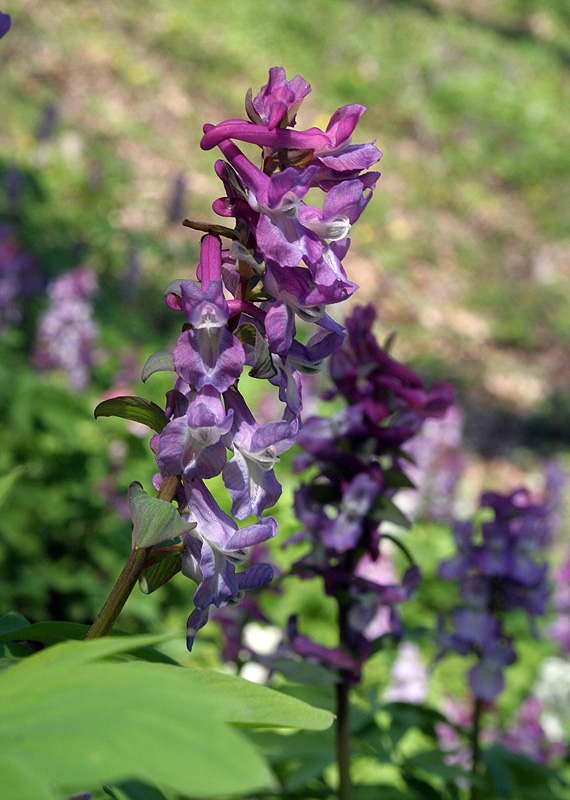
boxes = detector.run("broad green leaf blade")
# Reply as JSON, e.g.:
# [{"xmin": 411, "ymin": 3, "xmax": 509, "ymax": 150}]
[
  {"xmin": 139, "ymin": 553, "xmax": 182, "ymax": 594},
  {"xmin": 94, "ymin": 397, "xmax": 167, "ymax": 434},
  {"xmin": 4, "ymin": 633, "xmax": 177, "ymax": 672},
  {"xmin": 0, "ymin": 623, "xmax": 178, "ymax": 665},
  {"xmin": 0, "ymin": 752, "xmax": 54, "ymax": 800},
  {"xmin": 175, "ymin": 665, "xmax": 334, "ymax": 730},
  {"xmin": 128, "ymin": 482, "xmax": 195, "ymax": 548},
  {"xmin": 141, "ymin": 351, "xmax": 174, "ymax": 383},
  {"xmin": 0, "ymin": 650, "xmax": 274, "ymax": 799}
]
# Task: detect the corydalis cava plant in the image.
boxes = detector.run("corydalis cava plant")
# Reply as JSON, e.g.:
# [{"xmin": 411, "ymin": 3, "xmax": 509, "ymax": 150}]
[
  {"xmin": 92, "ymin": 68, "xmax": 380, "ymax": 649},
  {"xmin": 283, "ymin": 304, "xmax": 455, "ymax": 680}
]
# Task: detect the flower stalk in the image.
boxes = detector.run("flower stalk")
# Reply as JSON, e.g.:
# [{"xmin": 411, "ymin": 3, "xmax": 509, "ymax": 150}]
[{"xmin": 85, "ymin": 476, "xmax": 180, "ymax": 639}]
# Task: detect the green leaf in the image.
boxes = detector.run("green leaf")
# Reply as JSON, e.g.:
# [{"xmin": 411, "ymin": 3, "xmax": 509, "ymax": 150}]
[
  {"xmin": 235, "ymin": 322, "xmax": 257, "ymax": 347},
  {"xmin": 382, "ymin": 468, "xmax": 416, "ymax": 490},
  {"xmin": 0, "ymin": 612, "xmax": 30, "ymax": 636},
  {"xmin": 0, "ymin": 637, "xmax": 333, "ymax": 799},
  {"xmin": 104, "ymin": 780, "xmax": 172, "ymax": 800},
  {"xmin": 94, "ymin": 396, "xmax": 167, "ymax": 434},
  {"xmin": 139, "ymin": 553, "xmax": 182, "ymax": 594},
  {"xmin": 405, "ymin": 749, "xmax": 469, "ymax": 782},
  {"xmin": 0, "ymin": 650, "xmax": 273, "ymax": 798},
  {"xmin": 0, "ymin": 752, "xmax": 55, "ymax": 800},
  {"xmin": 175, "ymin": 666, "xmax": 335, "ymax": 730},
  {"xmin": 141, "ymin": 351, "xmax": 174, "ymax": 383},
  {"xmin": 370, "ymin": 495, "xmax": 411, "ymax": 529},
  {"xmin": 249, "ymin": 327, "xmax": 277, "ymax": 379},
  {"xmin": 268, "ymin": 656, "xmax": 338, "ymax": 686},
  {"xmin": 0, "ymin": 622, "xmax": 178, "ymax": 665},
  {"xmin": 128, "ymin": 482, "xmax": 195, "ymax": 548},
  {"xmin": 0, "ymin": 467, "xmax": 24, "ymax": 510}
]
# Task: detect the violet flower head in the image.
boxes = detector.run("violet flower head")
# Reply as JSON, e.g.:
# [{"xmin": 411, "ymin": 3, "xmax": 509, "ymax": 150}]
[
  {"xmin": 438, "ymin": 488, "xmax": 551, "ymax": 701},
  {"xmin": 33, "ymin": 266, "xmax": 99, "ymax": 391}
]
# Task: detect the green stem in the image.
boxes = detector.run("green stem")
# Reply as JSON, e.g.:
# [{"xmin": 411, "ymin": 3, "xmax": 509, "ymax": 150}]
[
  {"xmin": 336, "ymin": 599, "xmax": 354, "ymax": 800},
  {"xmin": 470, "ymin": 696, "xmax": 484, "ymax": 800},
  {"xmin": 85, "ymin": 476, "xmax": 180, "ymax": 640}
]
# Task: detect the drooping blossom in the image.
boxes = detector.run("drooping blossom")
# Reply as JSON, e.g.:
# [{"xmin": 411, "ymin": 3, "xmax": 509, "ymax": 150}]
[{"xmin": 33, "ymin": 266, "xmax": 99, "ymax": 391}]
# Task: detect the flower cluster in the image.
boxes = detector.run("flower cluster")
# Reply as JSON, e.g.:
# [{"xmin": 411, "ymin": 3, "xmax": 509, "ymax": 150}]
[
  {"xmin": 33, "ymin": 266, "xmax": 99, "ymax": 391},
  {"xmin": 403, "ymin": 405, "xmax": 465, "ymax": 522},
  {"xmin": 285, "ymin": 304, "xmax": 454, "ymax": 681},
  {"xmin": 0, "ymin": 224, "xmax": 41, "ymax": 334},
  {"xmin": 438, "ymin": 489, "xmax": 551, "ymax": 701},
  {"xmin": 147, "ymin": 69, "xmax": 380, "ymax": 650}
]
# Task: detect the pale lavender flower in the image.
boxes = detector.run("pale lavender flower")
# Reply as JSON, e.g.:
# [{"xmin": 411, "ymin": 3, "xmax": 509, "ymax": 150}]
[
  {"xmin": 384, "ymin": 641, "xmax": 429, "ymax": 705},
  {"xmin": 33, "ymin": 266, "xmax": 98, "ymax": 391}
]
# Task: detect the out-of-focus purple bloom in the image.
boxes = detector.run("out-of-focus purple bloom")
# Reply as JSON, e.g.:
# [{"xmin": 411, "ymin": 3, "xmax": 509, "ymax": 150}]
[
  {"xmin": 0, "ymin": 12, "xmax": 10, "ymax": 39},
  {"xmin": 384, "ymin": 641, "xmax": 429, "ymax": 704},
  {"xmin": 403, "ymin": 405, "xmax": 465, "ymax": 522},
  {"xmin": 550, "ymin": 555, "xmax": 570, "ymax": 653},
  {"xmin": 438, "ymin": 489, "xmax": 550, "ymax": 701},
  {"xmin": 0, "ymin": 225, "xmax": 42, "ymax": 332},
  {"xmin": 33, "ymin": 266, "xmax": 98, "ymax": 391},
  {"xmin": 166, "ymin": 172, "xmax": 187, "ymax": 224},
  {"xmin": 36, "ymin": 103, "xmax": 59, "ymax": 141},
  {"xmin": 281, "ymin": 304, "xmax": 454, "ymax": 682},
  {"xmin": 502, "ymin": 694, "xmax": 566, "ymax": 765}
]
